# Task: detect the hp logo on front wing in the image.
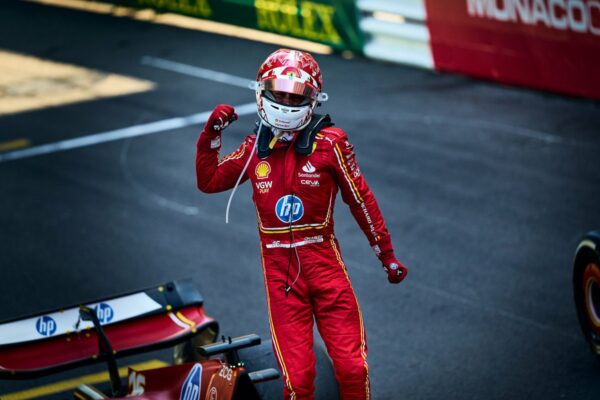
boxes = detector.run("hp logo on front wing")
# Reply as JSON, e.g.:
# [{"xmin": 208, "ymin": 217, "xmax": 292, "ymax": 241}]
[
  {"xmin": 36, "ymin": 315, "xmax": 57, "ymax": 337},
  {"xmin": 94, "ymin": 303, "xmax": 114, "ymax": 324},
  {"xmin": 275, "ymin": 195, "xmax": 304, "ymax": 223}
]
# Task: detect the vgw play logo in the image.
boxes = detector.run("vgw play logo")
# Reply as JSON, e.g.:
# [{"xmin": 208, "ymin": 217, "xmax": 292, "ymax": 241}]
[
  {"xmin": 275, "ymin": 195, "xmax": 304, "ymax": 223},
  {"xmin": 36, "ymin": 315, "xmax": 57, "ymax": 337},
  {"xmin": 180, "ymin": 363, "xmax": 203, "ymax": 400},
  {"xmin": 94, "ymin": 303, "xmax": 114, "ymax": 324}
]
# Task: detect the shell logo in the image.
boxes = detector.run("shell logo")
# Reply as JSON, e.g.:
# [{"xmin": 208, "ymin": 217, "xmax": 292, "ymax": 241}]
[{"xmin": 255, "ymin": 161, "xmax": 271, "ymax": 179}]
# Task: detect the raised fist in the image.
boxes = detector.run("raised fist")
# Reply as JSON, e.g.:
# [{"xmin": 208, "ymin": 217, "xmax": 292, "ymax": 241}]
[{"xmin": 205, "ymin": 104, "xmax": 238, "ymax": 134}]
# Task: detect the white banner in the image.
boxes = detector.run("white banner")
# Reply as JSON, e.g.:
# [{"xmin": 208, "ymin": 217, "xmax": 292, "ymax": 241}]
[{"xmin": 0, "ymin": 293, "xmax": 162, "ymax": 346}]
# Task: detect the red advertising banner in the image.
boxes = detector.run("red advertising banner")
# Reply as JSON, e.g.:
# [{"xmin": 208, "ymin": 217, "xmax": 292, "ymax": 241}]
[{"xmin": 424, "ymin": 0, "xmax": 600, "ymax": 99}]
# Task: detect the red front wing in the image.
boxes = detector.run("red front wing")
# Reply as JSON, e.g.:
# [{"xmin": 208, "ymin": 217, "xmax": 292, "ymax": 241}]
[{"xmin": 0, "ymin": 281, "xmax": 218, "ymax": 378}]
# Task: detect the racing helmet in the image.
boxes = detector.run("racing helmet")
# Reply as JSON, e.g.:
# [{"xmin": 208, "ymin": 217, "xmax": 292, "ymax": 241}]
[{"xmin": 255, "ymin": 48, "xmax": 328, "ymax": 131}]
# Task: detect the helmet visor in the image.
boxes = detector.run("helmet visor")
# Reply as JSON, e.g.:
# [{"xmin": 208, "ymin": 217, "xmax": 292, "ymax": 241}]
[
  {"xmin": 264, "ymin": 90, "xmax": 311, "ymax": 106},
  {"xmin": 260, "ymin": 78, "xmax": 318, "ymax": 100}
]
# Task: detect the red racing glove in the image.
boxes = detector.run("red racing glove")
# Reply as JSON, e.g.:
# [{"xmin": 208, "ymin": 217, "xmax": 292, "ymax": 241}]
[
  {"xmin": 382, "ymin": 260, "xmax": 408, "ymax": 284},
  {"xmin": 375, "ymin": 236, "xmax": 407, "ymax": 284},
  {"xmin": 204, "ymin": 104, "xmax": 238, "ymax": 136}
]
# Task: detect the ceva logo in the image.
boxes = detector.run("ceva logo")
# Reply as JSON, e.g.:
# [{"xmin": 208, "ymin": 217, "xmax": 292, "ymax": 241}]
[
  {"xmin": 36, "ymin": 315, "xmax": 57, "ymax": 337},
  {"xmin": 275, "ymin": 195, "xmax": 304, "ymax": 223},
  {"xmin": 94, "ymin": 303, "xmax": 114, "ymax": 324},
  {"xmin": 180, "ymin": 363, "xmax": 203, "ymax": 400}
]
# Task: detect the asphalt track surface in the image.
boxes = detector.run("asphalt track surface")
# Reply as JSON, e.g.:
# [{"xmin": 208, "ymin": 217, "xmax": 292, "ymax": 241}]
[{"xmin": 1, "ymin": 1, "xmax": 600, "ymax": 399}]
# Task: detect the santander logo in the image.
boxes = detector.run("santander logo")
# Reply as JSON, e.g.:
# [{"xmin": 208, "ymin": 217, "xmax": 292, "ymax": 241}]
[
  {"xmin": 299, "ymin": 161, "xmax": 320, "ymax": 179},
  {"xmin": 302, "ymin": 161, "xmax": 316, "ymax": 173}
]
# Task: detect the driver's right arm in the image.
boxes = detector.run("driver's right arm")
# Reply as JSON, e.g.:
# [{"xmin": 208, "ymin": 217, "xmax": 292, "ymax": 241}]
[{"xmin": 196, "ymin": 105, "xmax": 252, "ymax": 193}]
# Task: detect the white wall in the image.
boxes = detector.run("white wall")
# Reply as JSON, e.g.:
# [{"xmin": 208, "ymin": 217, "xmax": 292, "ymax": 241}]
[{"xmin": 357, "ymin": 0, "xmax": 433, "ymax": 69}]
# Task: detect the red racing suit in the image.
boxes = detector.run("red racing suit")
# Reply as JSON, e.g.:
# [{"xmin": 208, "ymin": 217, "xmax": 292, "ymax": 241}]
[{"xmin": 196, "ymin": 124, "xmax": 397, "ymax": 400}]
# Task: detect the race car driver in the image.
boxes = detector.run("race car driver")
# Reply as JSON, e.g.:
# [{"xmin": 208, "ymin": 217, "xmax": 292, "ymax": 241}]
[{"xmin": 196, "ymin": 49, "xmax": 408, "ymax": 400}]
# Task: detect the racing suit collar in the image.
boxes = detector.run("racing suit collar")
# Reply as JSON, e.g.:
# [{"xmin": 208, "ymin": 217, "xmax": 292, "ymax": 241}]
[{"xmin": 271, "ymin": 128, "xmax": 299, "ymax": 143}]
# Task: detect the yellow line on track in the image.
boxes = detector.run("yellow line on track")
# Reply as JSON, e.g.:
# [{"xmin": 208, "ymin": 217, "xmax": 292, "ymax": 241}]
[
  {"xmin": 0, "ymin": 139, "xmax": 31, "ymax": 152},
  {"xmin": 0, "ymin": 49, "xmax": 154, "ymax": 117},
  {"xmin": 1, "ymin": 359, "xmax": 168, "ymax": 400}
]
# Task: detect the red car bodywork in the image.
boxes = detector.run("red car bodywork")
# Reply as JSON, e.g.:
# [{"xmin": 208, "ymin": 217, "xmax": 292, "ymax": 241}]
[{"xmin": 0, "ymin": 281, "xmax": 265, "ymax": 399}]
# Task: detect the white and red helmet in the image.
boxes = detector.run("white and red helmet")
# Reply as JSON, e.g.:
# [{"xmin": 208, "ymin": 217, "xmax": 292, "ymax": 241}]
[{"xmin": 255, "ymin": 49, "xmax": 328, "ymax": 131}]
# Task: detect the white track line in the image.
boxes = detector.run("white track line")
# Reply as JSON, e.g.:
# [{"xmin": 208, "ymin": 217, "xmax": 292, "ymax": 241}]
[
  {"xmin": 0, "ymin": 102, "xmax": 257, "ymax": 163},
  {"xmin": 142, "ymin": 56, "xmax": 255, "ymax": 90}
]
